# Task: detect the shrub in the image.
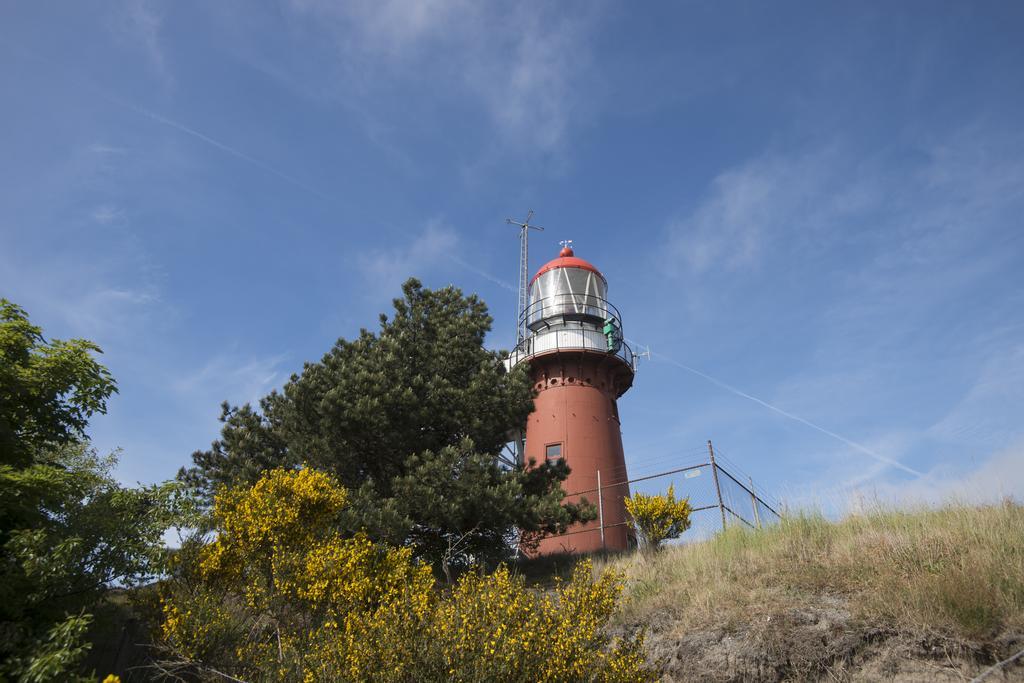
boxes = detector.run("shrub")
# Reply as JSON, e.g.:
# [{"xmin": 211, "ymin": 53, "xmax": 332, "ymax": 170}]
[
  {"xmin": 159, "ymin": 468, "xmax": 656, "ymax": 681},
  {"xmin": 625, "ymin": 485, "xmax": 693, "ymax": 553},
  {"xmin": 420, "ymin": 562, "xmax": 651, "ymax": 682}
]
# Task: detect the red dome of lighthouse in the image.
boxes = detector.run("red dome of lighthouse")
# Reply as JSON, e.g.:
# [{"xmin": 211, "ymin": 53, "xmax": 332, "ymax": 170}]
[{"xmin": 530, "ymin": 245, "xmax": 605, "ymax": 286}]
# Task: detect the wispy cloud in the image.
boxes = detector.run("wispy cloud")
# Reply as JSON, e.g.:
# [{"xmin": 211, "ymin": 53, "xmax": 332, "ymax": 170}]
[
  {"xmin": 87, "ymin": 143, "xmax": 129, "ymax": 156},
  {"xmin": 461, "ymin": 8, "xmax": 593, "ymax": 152},
  {"xmin": 114, "ymin": 0, "xmax": 171, "ymax": 86},
  {"xmin": 171, "ymin": 352, "xmax": 288, "ymax": 408},
  {"xmin": 776, "ymin": 338, "xmax": 1024, "ymax": 510},
  {"xmin": 777, "ymin": 430, "xmax": 919, "ymax": 511},
  {"xmin": 356, "ymin": 220, "xmax": 517, "ymax": 295},
  {"xmin": 648, "ymin": 351, "xmax": 924, "ymax": 477},
  {"xmin": 119, "ymin": 101, "xmax": 334, "ymax": 201},
  {"xmin": 661, "ymin": 147, "xmax": 876, "ymax": 277},
  {"xmin": 653, "ymin": 123, "xmax": 1024, "ymax": 501},
  {"xmin": 790, "ymin": 436, "xmax": 1024, "ymax": 514},
  {"xmin": 0, "ymin": 243, "xmax": 162, "ymax": 343},
  {"xmin": 283, "ymin": 0, "xmax": 601, "ymax": 153},
  {"xmin": 91, "ymin": 204, "xmax": 125, "ymax": 225},
  {"xmin": 297, "ymin": 0, "xmax": 471, "ymax": 57},
  {"xmin": 926, "ymin": 343, "xmax": 1024, "ymax": 452},
  {"xmin": 0, "ymin": 144, "xmax": 163, "ymax": 344},
  {"xmin": 357, "ymin": 221, "xmax": 459, "ymax": 295},
  {"xmin": 63, "ymin": 286, "xmax": 161, "ymax": 340},
  {"xmin": 663, "ymin": 124, "xmax": 1024, "ymax": 281},
  {"xmin": 447, "ymin": 254, "xmax": 517, "ymax": 293},
  {"xmin": 874, "ymin": 438, "xmax": 1024, "ymax": 507}
]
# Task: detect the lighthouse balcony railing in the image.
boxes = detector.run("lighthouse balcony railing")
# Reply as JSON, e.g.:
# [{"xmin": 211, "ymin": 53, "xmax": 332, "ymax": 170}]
[
  {"xmin": 506, "ymin": 326, "xmax": 635, "ymax": 371},
  {"xmin": 522, "ymin": 293, "xmax": 624, "ymax": 330}
]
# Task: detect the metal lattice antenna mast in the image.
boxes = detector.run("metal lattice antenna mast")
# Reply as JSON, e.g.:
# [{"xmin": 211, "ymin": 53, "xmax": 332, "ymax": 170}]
[{"xmin": 506, "ymin": 210, "xmax": 544, "ymax": 345}]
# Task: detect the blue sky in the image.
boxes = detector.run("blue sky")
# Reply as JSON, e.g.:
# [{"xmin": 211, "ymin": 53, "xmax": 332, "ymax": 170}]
[{"xmin": 3, "ymin": 1, "xmax": 1023, "ymax": 515}]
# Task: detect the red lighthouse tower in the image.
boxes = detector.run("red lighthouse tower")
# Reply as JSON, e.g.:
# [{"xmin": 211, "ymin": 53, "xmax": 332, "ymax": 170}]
[{"xmin": 508, "ymin": 243, "xmax": 636, "ymax": 554}]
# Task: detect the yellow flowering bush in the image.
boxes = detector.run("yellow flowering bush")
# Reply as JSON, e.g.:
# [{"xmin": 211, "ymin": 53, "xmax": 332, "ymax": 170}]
[
  {"xmin": 422, "ymin": 561, "xmax": 653, "ymax": 682},
  {"xmin": 160, "ymin": 468, "xmax": 656, "ymax": 681},
  {"xmin": 198, "ymin": 467, "xmax": 350, "ymax": 585},
  {"xmin": 625, "ymin": 485, "xmax": 693, "ymax": 553}
]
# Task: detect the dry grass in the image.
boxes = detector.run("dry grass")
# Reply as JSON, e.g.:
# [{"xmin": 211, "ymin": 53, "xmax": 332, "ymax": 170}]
[{"xmin": 600, "ymin": 501, "xmax": 1024, "ymax": 641}]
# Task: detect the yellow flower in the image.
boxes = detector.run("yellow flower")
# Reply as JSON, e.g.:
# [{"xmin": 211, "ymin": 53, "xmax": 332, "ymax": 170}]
[
  {"xmin": 625, "ymin": 484, "xmax": 693, "ymax": 551},
  {"xmin": 160, "ymin": 468, "xmax": 657, "ymax": 681}
]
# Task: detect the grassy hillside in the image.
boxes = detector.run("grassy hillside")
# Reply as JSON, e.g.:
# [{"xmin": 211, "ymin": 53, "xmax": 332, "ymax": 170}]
[{"xmin": 599, "ymin": 502, "xmax": 1024, "ymax": 681}]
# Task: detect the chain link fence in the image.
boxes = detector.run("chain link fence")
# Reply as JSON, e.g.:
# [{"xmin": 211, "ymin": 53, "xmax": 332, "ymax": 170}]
[{"xmin": 539, "ymin": 441, "xmax": 783, "ymax": 548}]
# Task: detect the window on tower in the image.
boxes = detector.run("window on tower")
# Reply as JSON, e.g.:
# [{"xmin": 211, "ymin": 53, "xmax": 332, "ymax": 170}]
[{"xmin": 545, "ymin": 443, "xmax": 562, "ymax": 462}]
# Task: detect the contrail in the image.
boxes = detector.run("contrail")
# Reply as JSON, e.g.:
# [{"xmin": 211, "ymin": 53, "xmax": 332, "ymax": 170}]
[
  {"xmin": 119, "ymin": 101, "xmax": 334, "ymax": 202},
  {"xmin": 447, "ymin": 254, "xmax": 517, "ymax": 293},
  {"xmin": 647, "ymin": 350, "xmax": 924, "ymax": 477},
  {"xmin": 121, "ymin": 92, "xmax": 917, "ymax": 483},
  {"xmin": 7, "ymin": 40, "xmax": 334, "ymax": 204},
  {"xmin": 114, "ymin": 90, "xmax": 919, "ymax": 480},
  {"xmin": 120, "ymin": 98, "xmax": 521, "ymax": 296},
  {"xmin": 6, "ymin": 38, "xmax": 523, "ymax": 291},
  {"xmin": 411, "ymin": 247, "xmax": 919, "ymax": 480}
]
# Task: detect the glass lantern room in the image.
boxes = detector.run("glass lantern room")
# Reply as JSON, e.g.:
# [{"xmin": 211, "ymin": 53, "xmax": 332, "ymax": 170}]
[{"xmin": 526, "ymin": 266, "xmax": 609, "ymax": 329}]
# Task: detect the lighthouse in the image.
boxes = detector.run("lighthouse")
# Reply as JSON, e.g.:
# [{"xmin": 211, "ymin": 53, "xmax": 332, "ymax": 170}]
[{"xmin": 508, "ymin": 243, "xmax": 636, "ymax": 554}]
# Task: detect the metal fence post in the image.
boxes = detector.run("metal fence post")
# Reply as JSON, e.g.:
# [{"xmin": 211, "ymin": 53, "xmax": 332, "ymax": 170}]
[
  {"xmin": 707, "ymin": 440, "xmax": 727, "ymax": 531},
  {"xmin": 596, "ymin": 469, "xmax": 606, "ymax": 550},
  {"xmin": 749, "ymin": 476, "xmax": 762, "ymax": 529}
]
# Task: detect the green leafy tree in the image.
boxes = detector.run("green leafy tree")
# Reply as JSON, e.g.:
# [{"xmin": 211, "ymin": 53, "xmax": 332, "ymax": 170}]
[
  {"xmin": 0, "ymin": 299, "xmax": 189, "ymax": 680},
  {"xmin": 180, "ymin": 280, "xmax": 591, "ymax": 569},
  {"xmin": 0, "ymin": 299, "xmax": 116, "ymax": 468}
]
